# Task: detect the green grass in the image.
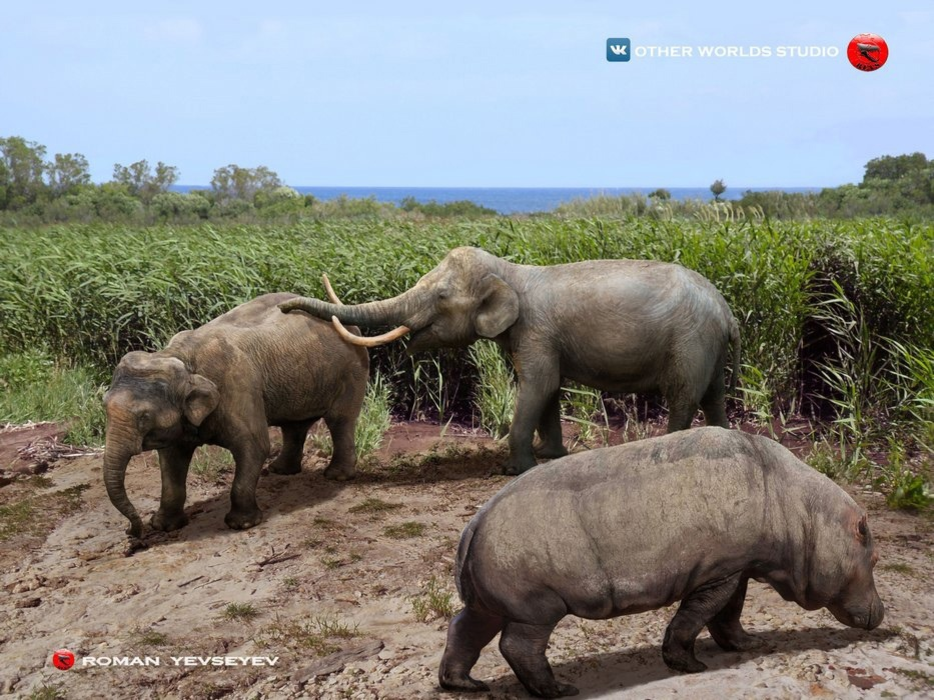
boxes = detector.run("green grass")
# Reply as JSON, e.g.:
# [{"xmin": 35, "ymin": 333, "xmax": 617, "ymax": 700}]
[
  {"xmin": 0, "ymin": 218, "xmax": 931, "ymax": 499},
  {"xmin": 348, "ymin": 497, "xmax": 403, "ymax": 514},
  {"xmin": 0, "ymin": 350, "xmax": 106, "ymax": 445},
  {"xmin": 410, "ymin": 576, "xmax": 457, "ymax": 622},
  {"xmin": 0, "ymin": 484, "xmax": 90, "ymax": 541},
  {"xmin": 221, "ymin": 602, "xmax": 260, "ymax": 622},
  {"xmin": 383, "ymin": 521, "xmax": 426, "ymax": 539},
  {"xmin": 257, "ymin": 614, "xmax": 359, "ymax": 656}
]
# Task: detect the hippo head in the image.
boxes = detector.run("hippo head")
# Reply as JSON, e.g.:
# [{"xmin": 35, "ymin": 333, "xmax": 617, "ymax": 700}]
[{"xmin": 808, "ymin": 511, "xmax": 884, "ymax": 630}]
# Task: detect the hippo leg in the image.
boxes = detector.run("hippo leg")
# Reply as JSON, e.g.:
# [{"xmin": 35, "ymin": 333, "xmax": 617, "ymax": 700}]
[
  {"xmin": 439, "ymin": 607, "xmax": 504, "ymax": 692},
  {"xmin": 499, "ymin": 621, "xmax": 578, "ymax": 698},
  {"xmin": 663, "ymin": 572, "xmax": 745, "ymax": 673},
  {"xmin": 707, "ymin": 575, "xmax": 756, "ymax": 651}
]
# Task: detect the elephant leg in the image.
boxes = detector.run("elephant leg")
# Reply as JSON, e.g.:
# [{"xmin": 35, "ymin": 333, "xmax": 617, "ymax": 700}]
[
  {"xmin": 322, "ymin": 413, "xmax": 358, "ymax": 481},
  {"xmin": 506, "ymin": 355, "xmax": 559, "ymax": 475},
  {"xmin": 151, "ymin": 444, "xmax": 195, "ymax": 532},
  {"xmin": 699, "ymin": 372, "xmax": 729, "ymax": 429},
  {"xmin": 226, "ymin": 432, "xmax": 269, "ymax": 530},
  {"xmin": 534, "ymin": 391, "xmax": 568, "ymax": 459},
  {"xmin": 665, "ymin": 395, "xmax": 698, "ymax": 433},
  {"xmin": 268, "ymin": 419, "xmax": 315, "ymax": 475},
  {"xmin": 707, "ymin": 575, "xmax": 756, "ymax": 651},
  {"xmin": 499, "ymin": 621, "xmax": 578, "ymax": 698},
  {"xmin": 438, "ymin": 607, "xmax": 504, "ymax": 692},
  {"xmin": 662, "ymin": 571, "xmax": 745, "ymax": 673}
]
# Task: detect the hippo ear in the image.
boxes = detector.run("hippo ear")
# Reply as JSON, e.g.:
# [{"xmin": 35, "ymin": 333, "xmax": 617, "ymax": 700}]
[
  {"xmin": 475, "ymin": 275, "xmax": 519, "ymax": 338},
  {"xmin": 183, "ymin": 374, "xmax": 219, "ymax": 426},
  {"xmin": 856, "ymin": 514, "xmax": 868, "ymax": 543}
]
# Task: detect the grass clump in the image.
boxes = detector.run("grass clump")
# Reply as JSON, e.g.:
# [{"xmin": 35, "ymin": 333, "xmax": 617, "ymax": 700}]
[
  {"xmin": 190, "ymin": 448, "xmax": 234, "ymax": 482},
  {"xmin": 257, "ymin": 614, "xmax": 359, "ymax": 656},
  {"xmin": 410, "ymin": 576, "xmax": 457, "ymax": 622},
  {"xmin": 132, "ymin": 627, "xmax": 170, "ymax": 646},
  {"xmin": 221, "ymin": 602, "xmax": 260, "ymax": 622},
  {"xmin": 383, "ymin": 521, "xmax": 426, "ymax": 539},
  {"xmin": 348, "ymin": 497, "xmax": 403, "ymax": 514},
  {"xmin": 0, "ymin": 484, "xmax": 90, "ymax": 542}
]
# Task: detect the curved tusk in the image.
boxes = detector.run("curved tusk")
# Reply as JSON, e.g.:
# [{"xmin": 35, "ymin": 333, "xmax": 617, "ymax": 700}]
[
  {"xmin": 321, "ymin": 273, "xmax": 343, "ymax": 305},
  {"xmin": 331, "ymin": 316, "xmax": 410, "ymax": 347}
]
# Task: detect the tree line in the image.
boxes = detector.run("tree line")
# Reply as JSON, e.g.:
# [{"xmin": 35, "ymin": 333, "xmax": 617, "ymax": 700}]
[{"xmin": 1, "ymin": 135, "xmax": 931, "ymax": 223}]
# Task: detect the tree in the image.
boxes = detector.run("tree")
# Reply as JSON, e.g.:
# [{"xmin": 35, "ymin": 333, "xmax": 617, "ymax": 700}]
[
  {"xmin": 112, "ymin": 159, "xmax": 180, "ymax": 204},
  {"xmin": 862, "ymin": 152, "xmax": 928, "ymax": 184},
  {"xmin": 0, "ymin": 136, "xmax": 47, "ymax": 209},
  {"xmin": 710, "ymin": 179, "xmax": 727, "ymax": 202},
  {"xmin": 47, "ymin": 153, "xmax": 91, "ymax": 196},
  {"xmin": 648, "ymin": 188, "xmax": 671, "ymax": 201},
  {"xmin": 211, "ymin": 164, "xmax": 282, "ymax": 203}
]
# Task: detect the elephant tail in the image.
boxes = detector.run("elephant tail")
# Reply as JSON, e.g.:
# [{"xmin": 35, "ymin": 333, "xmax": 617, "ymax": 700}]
[{"xmin": 728, "ymin": 317, "xmax": 742, "ymax": 395}]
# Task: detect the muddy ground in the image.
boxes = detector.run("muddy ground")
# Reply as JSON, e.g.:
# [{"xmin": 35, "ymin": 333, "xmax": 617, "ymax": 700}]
[{"xmin": 1, "ymin": 420, "xmax": 932, "ymax": 699}]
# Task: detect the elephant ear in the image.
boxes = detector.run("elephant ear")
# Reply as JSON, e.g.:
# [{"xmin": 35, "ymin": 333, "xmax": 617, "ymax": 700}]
[
  {"xmin": 183, "ymin": 374, "xmax": 219, "ymax": 427},
  {"xmin": 474, "ymin": 275, "xmax": 519, "ymax": 338}
]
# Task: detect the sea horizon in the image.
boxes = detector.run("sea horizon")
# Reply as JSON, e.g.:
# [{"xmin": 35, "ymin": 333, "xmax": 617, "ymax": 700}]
[{"xmin": 172, "ymin": 185, "xmax": 824, "ymax": 215}]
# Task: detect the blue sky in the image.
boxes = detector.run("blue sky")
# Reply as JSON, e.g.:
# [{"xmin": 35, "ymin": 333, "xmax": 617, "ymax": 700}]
[{"xmin": 2, "ymin": 1, "xmax": 931, "ymax": 187}]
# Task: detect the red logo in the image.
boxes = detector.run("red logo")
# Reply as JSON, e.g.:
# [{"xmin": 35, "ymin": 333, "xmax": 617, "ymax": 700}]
[
  {"xmin": 52, "ymin": 649, "xmax": 75, "ymax": 670},
  {"xmin": 847, "ymin": 33, "xmax": 888, "ymax": 71}
]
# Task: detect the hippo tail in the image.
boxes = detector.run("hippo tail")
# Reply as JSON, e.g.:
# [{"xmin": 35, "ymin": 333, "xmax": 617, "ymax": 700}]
[
  {"xmin": 728, "ymin": 316, "xmax": 742, "ymax": 395},
  {"xmin": 454, "ymin": 515, "xmax": 482, "ymax": 607}
]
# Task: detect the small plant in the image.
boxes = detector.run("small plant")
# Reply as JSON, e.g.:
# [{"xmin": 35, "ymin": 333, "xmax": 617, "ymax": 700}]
[
  {"xmin": 283, "ymin": 576, "xmax": 299, "ymax": 590},
  {"xmin": 222, "ymin": 602, "xmax": 260, "ymax": 622},
  {"xmin": 410, "ymin": 577, "xmax": 457, "ymax": 622},
  {"xmin": 348, "ymin": 497, "xmax": 403, "ymax": 514},
  {"xmin": 257, "ymin": 614, "xmax": 359, "ymax": 656},
  {"xmin": 191, "ymin": 447, "xmax": 233, "ymax": 482},
  {"xmin": 132, "ymin": 627, "xmax": 169, "ymax": 646},
  {"xmin": 27, "ymin": 683, "xmax": 65, "ymax": 700},
  {"xmin": 807, "ymin": 439, "xmax": 844, "ymax": 480},
  {"xmin": 562, "ymin": 384, "xmax": 609, "ymax": 448},
  {"xmin": 875, "ymin": 440, "xmax": 932, "ymax": 511},
  {"xmin": 469, "ymin": 340, "xmax": 516, "ymax": 438},
  {"xmin": 383, "ymin": 521, "xmax": 426, "ymax": 539}
]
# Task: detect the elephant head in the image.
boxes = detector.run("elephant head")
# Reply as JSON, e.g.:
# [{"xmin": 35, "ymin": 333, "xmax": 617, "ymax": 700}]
[
  {"xmin": 280, "ymin": 247, "xmax": 520, "ymax": 352},
  {"xmin": 103, "ymin": 351, "xmax": 219, "ymax": 537}
]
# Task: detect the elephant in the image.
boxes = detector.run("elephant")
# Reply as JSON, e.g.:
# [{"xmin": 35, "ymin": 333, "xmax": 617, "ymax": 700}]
[
  {"xmin": 280, "ymin": 247, "xmax": 741, "ymax": 474},
  {"xmin": 103, "ymin": 292, "xmax": 368, "ymax": 538}
]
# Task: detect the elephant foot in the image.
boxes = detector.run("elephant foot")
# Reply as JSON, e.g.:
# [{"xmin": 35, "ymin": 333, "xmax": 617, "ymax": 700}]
[
  {"xmin": 534, "ymin": 443, "xmax": 568, "ymax": 460},
  {"xmin": 150, "ymin": 509, "xmax": 189, "ymax": 532},
  {"xmin": 708, "ymin": 624, "xmax": 757, "ymax": 652},
  {"xmin": 268, "ymin": 456, "xmax": 302, "ymax": 475},
  {"xmin": 125, "ymin": 517, "xmax": 144, "ymax": 539},
  {"xmin": 502, "ymin": 455, "xmax": 538, "ymax": 476},
  {"xmin": 225, "ymin": 507, "xmax": 263, "ymax": 530},
  {"xmin": 323, "ymin": 461, "xmax": 356, "ymax": 481},
  {"xmin": 438, "ymin": 672, "xmax": 490, "ymax": 693}
]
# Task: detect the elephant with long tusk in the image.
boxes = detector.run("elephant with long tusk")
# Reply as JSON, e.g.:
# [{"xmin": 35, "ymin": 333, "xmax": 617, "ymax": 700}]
[{"xmin": 281, "ymin": 247, "xmax": 741, "ymax": 475}]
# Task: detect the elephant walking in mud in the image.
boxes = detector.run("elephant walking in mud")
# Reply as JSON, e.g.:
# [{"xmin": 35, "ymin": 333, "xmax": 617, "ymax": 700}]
[
  {"xmin": 280, "ymin": 246, "xmax": 740, "ymax": 474},
  {"xmin": 103, "ymin": 293, "xmax": 369, "ymax": 538}
]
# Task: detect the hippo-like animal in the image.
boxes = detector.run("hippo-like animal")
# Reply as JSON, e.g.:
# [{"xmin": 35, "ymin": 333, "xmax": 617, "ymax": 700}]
[{"xmin": 439, "ymin": 427, "xmax": 883, "ymax": 698}]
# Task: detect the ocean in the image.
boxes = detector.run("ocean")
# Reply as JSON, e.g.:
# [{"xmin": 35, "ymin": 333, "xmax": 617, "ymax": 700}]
[{"xmin": 174, "ymin": 186, "xmax": 822, "ymax": 216}]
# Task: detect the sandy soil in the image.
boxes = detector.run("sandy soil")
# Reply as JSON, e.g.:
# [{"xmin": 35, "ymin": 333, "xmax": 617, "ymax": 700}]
[{"xmin": 0, "ymin": 421, "xmax": 932, "ymax": 700}]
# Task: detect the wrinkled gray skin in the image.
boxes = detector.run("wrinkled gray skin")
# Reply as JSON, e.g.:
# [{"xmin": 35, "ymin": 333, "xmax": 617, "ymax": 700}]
[
  {"xmin": 103, "ymin": 293, "xmax": 368, "ymax": 538},
  {"xmin": 439, "ymin": 428, "xmax": 883, "ymax": 698},
  {"xmin": 280, "ymin": 247, "xmax": 740, "ymax": 474}
]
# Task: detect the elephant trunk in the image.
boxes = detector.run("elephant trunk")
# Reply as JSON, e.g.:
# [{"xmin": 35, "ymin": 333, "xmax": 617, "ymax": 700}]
[
  {"xmin": 281, "ymin": 284, "xmax": 429, "ymax": 330},
  {"xmin": 103, "ymin": 426, "xmax": 144, "ymax": 538}
]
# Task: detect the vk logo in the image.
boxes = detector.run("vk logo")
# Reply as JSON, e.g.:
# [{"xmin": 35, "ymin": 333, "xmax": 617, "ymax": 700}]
[{"xmin": 606, "ymin": 38, "xmax": 631, "ymax": 62}]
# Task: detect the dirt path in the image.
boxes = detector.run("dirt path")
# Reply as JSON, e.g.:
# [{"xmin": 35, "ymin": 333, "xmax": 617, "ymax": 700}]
[{"xmin": 1, "ymin": 422, "xmax": 932, "ymax": 699}]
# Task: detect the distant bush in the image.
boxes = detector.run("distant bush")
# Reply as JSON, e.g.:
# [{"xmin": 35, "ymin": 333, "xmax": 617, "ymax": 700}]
[{"xmin": 400, "ymin": 196, "xmax": 497, "ymax": 218}]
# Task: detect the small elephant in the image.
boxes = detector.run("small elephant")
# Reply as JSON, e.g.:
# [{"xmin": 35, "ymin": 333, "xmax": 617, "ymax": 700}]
[
  {"xmin": 280, "ymin": 247, "xmax": 741, "ymax": 474},
  {"xmin": 103, "ymin": 292, "xmax": 368, "ymax": 538},
  {"xmin": 439, "ymin": 427, "xmax": 884, "ymax": 698}
]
